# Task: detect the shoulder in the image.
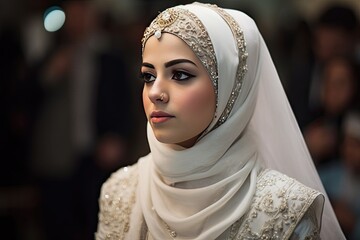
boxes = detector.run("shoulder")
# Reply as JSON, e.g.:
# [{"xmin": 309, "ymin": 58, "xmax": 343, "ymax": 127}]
[
  {"xmin": 96, "ymin": 163, "xmax": 139, "ymax": 239},
  {"xmin": 100, "ymin": 163, "xmax": 139, "ymax": 197},
  {"xmin": 256, "ymin": 169, "xmax": 322, "ymax": 202},
  {"xmin": 231, "ymin": 169, "xmax": 324, "ymax": 240}
]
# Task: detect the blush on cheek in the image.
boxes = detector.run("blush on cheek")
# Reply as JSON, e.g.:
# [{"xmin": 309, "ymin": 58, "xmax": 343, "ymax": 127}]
[{"xmin": 180, "ymin": 85, "xmax": 215, "ymax": 118}]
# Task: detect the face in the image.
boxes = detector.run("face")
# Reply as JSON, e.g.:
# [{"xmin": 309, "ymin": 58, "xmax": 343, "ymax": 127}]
[
  {"xmin": 314, "ymin": 27, "xmax": 352, "ymax": 62},
  {"xmin": 342, "ymin": 135, "xmax": 360, "ymax": 173},
  {"xmin": 321, "ymin": 59, "xmax": 355, "ymax": 115},
  {"xmin": 141, "ymin": 33, "xmax": 216, "ymax": 148}
]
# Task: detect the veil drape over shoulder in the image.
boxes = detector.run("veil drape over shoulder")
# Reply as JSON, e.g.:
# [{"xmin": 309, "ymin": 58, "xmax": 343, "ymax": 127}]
[
  {"xmin": 135, "ymin": 3, "xmax": 345, "ymax": 240},
  {"xmin": 228, "ymin": 8, "xmax": 344, "ymax": 240}
]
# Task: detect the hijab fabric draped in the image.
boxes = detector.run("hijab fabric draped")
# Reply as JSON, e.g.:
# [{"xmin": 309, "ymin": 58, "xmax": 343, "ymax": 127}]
[{"xmin": 134, "ymin": 3, "xmax": 345, "ymax": 240}]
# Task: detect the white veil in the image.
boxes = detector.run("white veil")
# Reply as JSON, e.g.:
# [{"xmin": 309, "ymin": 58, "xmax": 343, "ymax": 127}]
[
  {"xmin": 224, "ymin": 9, "xmax": 345, "ymax": 240},
  {"xmin": 137, "ymin": 3, "xmax": 345, "ymax": 239}
]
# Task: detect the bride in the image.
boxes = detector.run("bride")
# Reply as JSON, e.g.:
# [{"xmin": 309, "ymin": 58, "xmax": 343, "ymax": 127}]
[{"xmin": 96, "ymin": 2, "xmax": 344, "ymax": 239}]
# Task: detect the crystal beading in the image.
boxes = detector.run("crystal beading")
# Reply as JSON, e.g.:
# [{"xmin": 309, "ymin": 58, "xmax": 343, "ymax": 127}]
[
  {"xmin": 200, "ymin": 3, "xmax": 249, "ymax": 131},
  {"xmin": 142, "ymin": 7, "xmax": 219, "ymax": 109}
]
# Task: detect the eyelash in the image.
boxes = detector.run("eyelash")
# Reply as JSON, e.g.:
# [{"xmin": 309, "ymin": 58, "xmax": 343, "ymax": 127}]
[
  {"xmin": 139, "ymin": 72, "xmax": 155, "ymax": 83},
  {"xmin": 173, "ymin": 71, "xmax": 195, "ymax": 81},
  {"xmin": 139, "ymin": 71, "xmax": 195, "ymax": 83}
]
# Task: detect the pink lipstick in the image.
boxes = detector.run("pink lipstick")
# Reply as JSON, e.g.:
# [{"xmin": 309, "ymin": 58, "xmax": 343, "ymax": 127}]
[{"xmin": 150, "ymin": 111, "xmax": 174, "ymax": 124}]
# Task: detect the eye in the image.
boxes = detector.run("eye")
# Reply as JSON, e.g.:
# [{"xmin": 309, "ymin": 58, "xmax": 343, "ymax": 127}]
[
  {"xmin": 172, "ymin": 71, "xmax": 195, "ymax": 81},
  {"xmin": 139, "ymin": 72, "xmax": 156, "ymax": 83}
]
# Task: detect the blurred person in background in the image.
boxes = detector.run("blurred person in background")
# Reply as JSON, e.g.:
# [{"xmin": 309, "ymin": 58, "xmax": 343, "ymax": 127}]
[
  {"xmin": 30, "ymin": 1, "xmax": 135, "ymax": 239},
  {"xmin": 303, "ymin": 55, "xmax": 359, "ymax": 167},
  {"xmin": 288, "ymin": 4, "xmax": 359, "ymax": 128},
  {"xmin": 0, "ymin": 12, "xmax": 42, "ymax": 240},
  {"xmin": 0, "ymin": 0, "xmax": 49, "ymax": 238},
  {"xmin": 318, "ymin": 111, "xmax": 360, "ymax": 239}
]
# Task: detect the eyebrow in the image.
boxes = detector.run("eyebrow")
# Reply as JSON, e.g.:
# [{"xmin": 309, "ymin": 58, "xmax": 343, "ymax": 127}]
[
  {"xmin": 142, "ymin": 59, "xmax": 197, "ymax": 69},
  {"xmin": 165, "ymin": 59, "xmax": 197, "ymax": 68}
]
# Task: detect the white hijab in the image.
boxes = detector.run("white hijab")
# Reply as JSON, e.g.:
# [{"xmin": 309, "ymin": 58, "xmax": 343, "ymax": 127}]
[{"xmin": 136, "ymin": 3, "xmax": 344, "ymax": 240}]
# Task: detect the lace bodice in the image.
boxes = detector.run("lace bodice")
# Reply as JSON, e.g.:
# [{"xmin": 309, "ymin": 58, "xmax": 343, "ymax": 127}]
[
  {"xmin": 96, "ymin": 166, "xmax": 323, "ymax": 240},
  {"xmin": 225, "ymin": 169, "xmax": 323, "ymax": 239}
]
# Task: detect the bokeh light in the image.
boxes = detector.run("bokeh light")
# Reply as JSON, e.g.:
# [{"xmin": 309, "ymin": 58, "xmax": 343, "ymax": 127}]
[{"xmin": 43, "ymin": 6, "xmax": 66, "ymax": 32}]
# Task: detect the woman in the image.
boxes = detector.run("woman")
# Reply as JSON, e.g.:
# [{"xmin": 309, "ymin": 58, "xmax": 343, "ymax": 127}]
[{"xmin": 96, "ymin": 3, "xmax": 344, "ymax": 239}]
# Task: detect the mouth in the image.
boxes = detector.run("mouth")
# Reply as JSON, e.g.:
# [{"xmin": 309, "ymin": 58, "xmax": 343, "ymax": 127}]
[{"xmin": 150, "ymin": 111, "xmax": 175, "ymax": 124}]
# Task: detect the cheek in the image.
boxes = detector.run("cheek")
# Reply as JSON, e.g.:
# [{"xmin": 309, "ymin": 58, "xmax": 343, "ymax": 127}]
[
  {"xmin": 142, "ymin": 88, "xmax": 150, "ymax": 116},
  {"xmin": 176, "ymin": 83, "xmax": 215, "ymax": 121}
]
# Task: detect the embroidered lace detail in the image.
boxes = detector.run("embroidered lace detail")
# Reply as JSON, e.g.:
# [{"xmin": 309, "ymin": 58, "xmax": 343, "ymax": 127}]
[
  {"xmin": 228, "ymin": 169, "xmax": 321, "ymax": 240},
  {"xmin": 200, "ymin": 3, "xmax": 248, "ymax": 131},
  {"xmin": 141, "ymin": 7, "xmax": 219, "ymax": 109},
  {"xmin": 292, "ymin": 203, "xmax": 321, "ymax": 240},
  {"xmin": 96, "ymin": 166, "xmax": 322, "ymax": 240},
  {"xmin": 95, "ymin": 165, "xmax": 138, "ymax": 240}
]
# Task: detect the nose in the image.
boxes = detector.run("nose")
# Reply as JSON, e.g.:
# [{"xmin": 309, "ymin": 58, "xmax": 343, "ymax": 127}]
[{"xmin": 147, "ymin": 76, "xmax": 169, "ymax": 103}]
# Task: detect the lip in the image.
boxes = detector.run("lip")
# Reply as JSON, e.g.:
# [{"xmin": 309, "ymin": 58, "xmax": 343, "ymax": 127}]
[{"xmin": 150, "ymin": 111, "xmax": 174, "ymax": 124}]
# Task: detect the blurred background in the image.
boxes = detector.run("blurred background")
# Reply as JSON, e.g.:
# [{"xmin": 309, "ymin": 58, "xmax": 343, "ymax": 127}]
[{"xmin": 0, "ymin": 0, "xmax": 359, "ymax": 239}]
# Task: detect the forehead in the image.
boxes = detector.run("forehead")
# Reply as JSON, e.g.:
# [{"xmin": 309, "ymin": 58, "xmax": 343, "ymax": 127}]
[{"xmin": 142, "ymin": 33, "xmax": 200, "ymax": 63}]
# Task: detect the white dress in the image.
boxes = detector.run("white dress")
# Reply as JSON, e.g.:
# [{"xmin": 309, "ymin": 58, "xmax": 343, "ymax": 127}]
[
  {"xmin": 96, "ymin": 164, "xmax": 323, "ymax": 240},
  {"xmin": 96, "ymin": 3, "xmax": 344, "ymax": 239}
]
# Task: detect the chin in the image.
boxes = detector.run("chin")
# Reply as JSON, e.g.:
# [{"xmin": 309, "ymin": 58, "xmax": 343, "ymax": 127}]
[
  {"xmin": 153, "ymin": 133, "xmax": 184, "ymax": 145},
  {"xmin": 153, "ymin": 132, "xmax": 174, "ymax": 144}
]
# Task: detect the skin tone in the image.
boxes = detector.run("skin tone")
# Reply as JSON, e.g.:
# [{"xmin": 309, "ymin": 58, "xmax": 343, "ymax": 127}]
[
  {"xmin": 305, "ymin": 57, "xmax": 356, "ymax": 163},
  {"xmin": 321, "ymin": 58, "xmax": 355, "ymax": 115},
  {"xmin": 342, "ymin": 135, "xmax": 360, "ymax": 173},
  {"xmin": 314, "ymin": 27, "xmax": 351, "ymax": 63},
  {"xmin": 141, "ymin": 33, "xmax": 216, "ymax": 149}
]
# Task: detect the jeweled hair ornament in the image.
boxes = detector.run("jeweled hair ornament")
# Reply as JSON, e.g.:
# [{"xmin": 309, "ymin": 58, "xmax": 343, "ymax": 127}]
[
  {"xmin": 141, "ymin": 7, "xmax": 218, "ymax": 102},
  {"xmin": 141, "ymin": 8, "xmax": 178, "ymax": 47},
  {"xmin": 151, "ymin": 9, "xmax": 178, "ymax": 40}
]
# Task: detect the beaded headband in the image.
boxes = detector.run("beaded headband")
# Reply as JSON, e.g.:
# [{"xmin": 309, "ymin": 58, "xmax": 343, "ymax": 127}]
[{"xmin": 141, "ymin": 7, "xmax": 219, "ymax": 100}]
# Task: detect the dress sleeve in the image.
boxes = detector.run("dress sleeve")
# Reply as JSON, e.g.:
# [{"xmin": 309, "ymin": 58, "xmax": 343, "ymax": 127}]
[
  {"xmin": 95, "ymin": 165, "xmax": 138, "ymax": 240},
  {"xmin": 95, "ymin": 181, "xmax": 109, "ymax": 240},
  {"xmin": 290, "ymin": 197, "xmax": 323, "ymax": 240}
]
